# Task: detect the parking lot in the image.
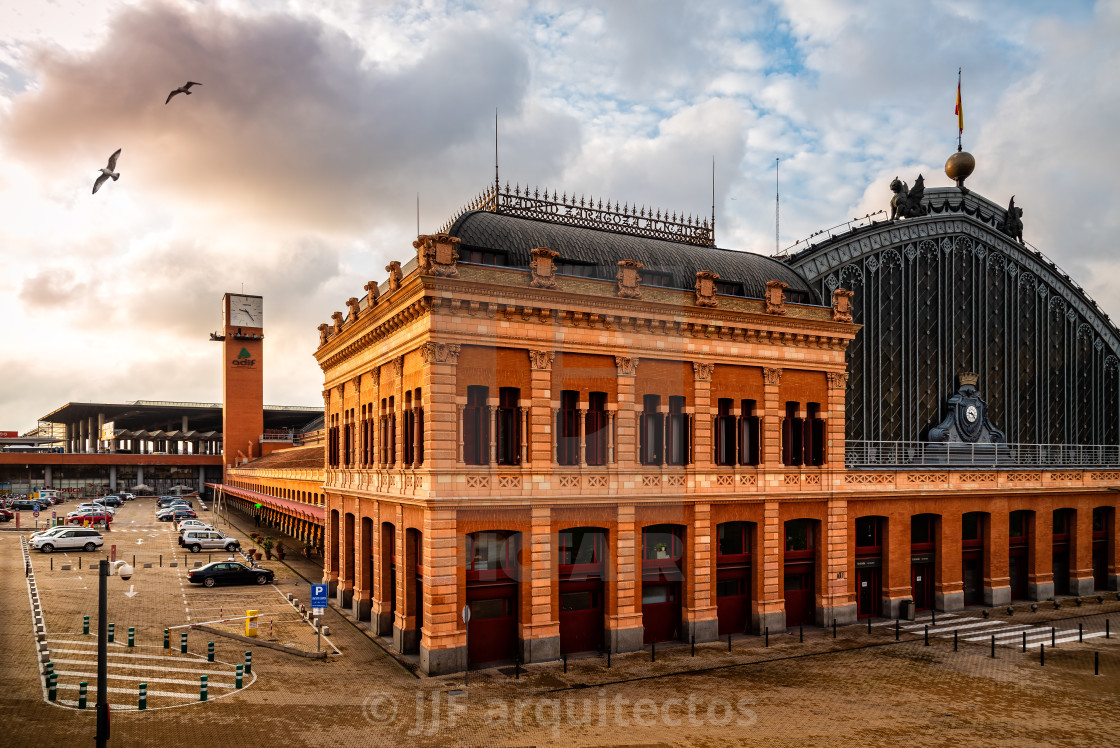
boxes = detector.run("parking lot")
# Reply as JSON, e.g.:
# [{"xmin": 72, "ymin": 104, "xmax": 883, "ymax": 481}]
[{"xmin": 3, "ymin": 498, "xmax": 1120, "ymax": 746}]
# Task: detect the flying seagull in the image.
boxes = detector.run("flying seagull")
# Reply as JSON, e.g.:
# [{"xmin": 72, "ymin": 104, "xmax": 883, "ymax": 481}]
[
  {"xmin": 165, "ymin": 81, "xmax": 201, "ymax": 104},
  {"xmin": 92, "ymin": 148, "xmax": 121, "ymax": 195}
]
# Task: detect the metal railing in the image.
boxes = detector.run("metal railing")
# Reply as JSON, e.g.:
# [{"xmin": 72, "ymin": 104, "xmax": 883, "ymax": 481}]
[{"xmin": 845, "ymin": 441, "xmax": 1120, "ymax": 469}]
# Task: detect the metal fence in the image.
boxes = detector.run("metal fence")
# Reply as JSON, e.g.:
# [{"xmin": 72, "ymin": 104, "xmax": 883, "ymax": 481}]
[{"xmin": 845, "ymin": 441, "xmax": 1120, "ymax": 469}]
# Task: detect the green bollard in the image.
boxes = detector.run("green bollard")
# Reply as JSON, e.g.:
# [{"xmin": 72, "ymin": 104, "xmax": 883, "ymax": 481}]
[
  {"xmin": 83, "ymin": 616, "xmax": 90, "ymax": 635},
  {"xmin": 235, "ymin": 664, "xmax": 244, "ymax": 689},
  {"xmin": 44, "ymin": 661, "xmax": 54, "ymax": 679},
  {"xmin": 108, "ymin": 623, "xmax": 115, "ymax": 644},
  {"xmin": 128, "ymin": 627, "xmax": 135, "ymax": 648},
  {"xmin": 78, "ymin": 681, "xmax": 88, "ymax": 709},
  {"xmin": 164, "ymin": 628, "xmax": 169, "ymax": 649},
  {"xmin": 139, "ymin": 682, "xmax": 147, "ymax": 710},
  {"xmin": 200, "ymin": 675, "xmax": 208, "ymax": 702},
  {"xmin": 244, "ymin": 651, "xmax": 252, "ymax": 675},
  {"xmin": 181, "ymin": 632, "xmax": 188, "ymax": 654},
  {"xmin": 47, "ymin": 673, "xmax": 57, "ymax": 701},
  {"xmin": 208, "ymin": 641, "xmax": 214, "ymax": 662}
]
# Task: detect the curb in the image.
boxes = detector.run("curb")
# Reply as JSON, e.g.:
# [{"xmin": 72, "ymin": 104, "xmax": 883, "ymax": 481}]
[{"xmin": 191, "ymin": 624, "xmax": 328, "ymax": 659}]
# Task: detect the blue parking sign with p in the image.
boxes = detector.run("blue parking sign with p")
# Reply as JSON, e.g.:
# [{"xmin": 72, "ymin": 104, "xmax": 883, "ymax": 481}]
[{"xmin": 311, "ymin": 584, "xmax": 328, "ymax": 608}]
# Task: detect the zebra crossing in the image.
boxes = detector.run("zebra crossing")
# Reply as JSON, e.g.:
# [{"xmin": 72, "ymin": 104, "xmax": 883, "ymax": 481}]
[
  {"xmin": 42, "ymin": 638, "xmax": 255, "ymax": 710},
  {"xmin": 876, "ymin": 611, "xmax": 1109, "ymax": 648}
]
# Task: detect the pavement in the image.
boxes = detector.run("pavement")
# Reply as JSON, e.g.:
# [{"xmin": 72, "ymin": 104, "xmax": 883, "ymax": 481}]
[{"xmin": 1, "ymin": 496, "xmax": 1119, "ymax": 746}]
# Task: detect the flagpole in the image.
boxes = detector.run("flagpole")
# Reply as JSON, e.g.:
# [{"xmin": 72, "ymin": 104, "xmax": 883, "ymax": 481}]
[{"xmin": 957, "ymin": 67, "xmax": 962, "ymax": 152}]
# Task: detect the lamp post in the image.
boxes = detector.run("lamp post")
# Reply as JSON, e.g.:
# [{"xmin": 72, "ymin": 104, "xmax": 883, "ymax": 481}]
[{"xmin": 96, "ymin": 559, "xmax": 133, "ymax": 748}]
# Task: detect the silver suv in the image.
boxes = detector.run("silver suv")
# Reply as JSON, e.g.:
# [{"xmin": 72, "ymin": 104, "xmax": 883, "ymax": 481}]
[
  {"xmin": 31, "ymin": 528, "xmax": 104, "ymax": 553},
  {"xmin": 181, "ymin": 529, "xmax": 240, "ymax": 553}
]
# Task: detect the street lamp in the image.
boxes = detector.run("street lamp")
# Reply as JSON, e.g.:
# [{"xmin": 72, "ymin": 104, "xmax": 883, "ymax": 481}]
[{"xmin": 96, "ymin": 560, "xmax": 134, "ymax": 747}]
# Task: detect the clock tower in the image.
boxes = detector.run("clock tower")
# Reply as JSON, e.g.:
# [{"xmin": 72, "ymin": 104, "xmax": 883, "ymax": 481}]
[{"xmin": 217, "ymin": 293, "xmax": 264, "ymax": 467}]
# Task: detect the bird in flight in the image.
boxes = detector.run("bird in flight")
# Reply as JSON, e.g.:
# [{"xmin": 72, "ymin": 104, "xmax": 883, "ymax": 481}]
[
  {"xmin": 92, "ymin": 149, "xmax": 121, "ymax": 195},
  {"xmin": 165, "ymin": 81, "xmax": 202, "ymax": 104}
]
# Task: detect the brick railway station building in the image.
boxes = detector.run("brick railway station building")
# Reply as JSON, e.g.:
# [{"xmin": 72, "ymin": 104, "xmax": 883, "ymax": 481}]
[{"xmin": 223, "ymin": 157, "xmax": 1120, "ymax": 676}]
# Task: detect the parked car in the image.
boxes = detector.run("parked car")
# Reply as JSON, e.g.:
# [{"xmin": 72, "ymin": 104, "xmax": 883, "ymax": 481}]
[
  {"xmin": 30, "ymin": 525, "xmax": 70, "ymax": 538},
  {"xmin": 78, "ymin": 502, "xmax": 115, "ymax": 515},
  {"xmin": 97, "ymin": 496, "xmax": 123, "ymax": 507},
  {"xmin": 157, "ymin": 508, "xmax": 196, "ymax": 522},
  {"xmin": 120, "ymin": 493, "xmax": 135, "ymax": 501},
  {"xmin": 0, "ymin": 508, "xmax": 13, "ymax": 522},
  {"xmin": 66, "ymin": 512, "xmax": 112, "ymax": 526},
  {"xmin": 177, "ymin": 519, "xmax": 215, "ymax": 533},
  {"xmin": 31, "ymin": 528, "xmax": 104, "ymax": 553},
  {"xmin": 187, "ymin": 560, "xmax": 273, "ymax": 587},
  {"xmin": 180, "ymin": 530, "xmax": 240, "ymax": 553},
  {"xmin": 8, "ymin": 499, "xmax": 45, "ymax": 511}
]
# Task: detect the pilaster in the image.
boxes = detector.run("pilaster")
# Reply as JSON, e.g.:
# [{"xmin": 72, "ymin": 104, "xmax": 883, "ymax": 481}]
[
  {"xmin": 683, "ymin": 503, "xmax": 718, "ymax": 641},
  {"xmin": 753, "ymin": 501, "xmax": 785, "ymax": 632},
  {"xmin": 608, "ymin": 504, "xmax": 643, "ymax": 652}
]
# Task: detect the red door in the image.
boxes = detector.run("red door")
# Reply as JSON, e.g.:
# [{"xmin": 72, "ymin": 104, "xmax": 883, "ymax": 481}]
[
  {"xmin": 855, "ymin": 566, "xmax": 880, "ymax": 618},
  {"xmin": 716, "ymin": 568, "xmax": 751, "ymax": 635},
  {"xmin": 467, "ymin": 583, "xmax": 517, "ymax": 665},
  {"xmin": 559, "ymin": 579, "xmax": 603, "ymax": 654},
  {"xmin": 642, "ymin": 580, "xmax": 682, "ymax": 643},
  {"xmin": 784, "ymin": 567, "xmax": 814, "ymax": 627},
  {"xmin": 911, "ymin": 563, "xmax": 934, "ymax": 610}
]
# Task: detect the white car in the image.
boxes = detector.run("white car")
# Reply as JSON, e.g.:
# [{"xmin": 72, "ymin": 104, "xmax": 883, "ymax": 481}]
[
  {"xmin": 178, "ymin": 519, "xmax": 215, "ymax": 533},
  {"xmin": 30, "ymin": 526, "xmax": 71, "ymax": 538},
  {"xmin": 180, "ymin": 529, "xmax": 240, "ymax": 553},
  {"xmin": 77, "ymin": 503, "xmax": 115, "ymax": 515},
  {"xmin": 31, "ymin": 527, "xmax": 104, "ymax": 553}
]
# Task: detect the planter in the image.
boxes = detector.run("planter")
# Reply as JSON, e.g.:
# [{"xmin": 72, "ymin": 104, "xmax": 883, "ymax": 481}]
[
  {"xmin": 265, "ymin": 551, "xmax": 273, "ymax": 560},
  {"xmin": 276, "ymin": 552, "xmax": 285, "ymax": 561}
]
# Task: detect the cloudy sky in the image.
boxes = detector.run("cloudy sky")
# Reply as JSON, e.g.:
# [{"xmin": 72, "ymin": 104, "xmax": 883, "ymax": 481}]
[{"xmin": 1, "ymin": 0, "xmax": 1117, "ymax": 433}]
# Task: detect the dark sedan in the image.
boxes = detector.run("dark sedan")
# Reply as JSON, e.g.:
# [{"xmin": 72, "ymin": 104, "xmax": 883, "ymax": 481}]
[
  {"xmin": 8, "ymin": 499, "xmax": 45, "ymax": 511},
  {"xmin": 187, "ymin": 561, "xmax": 274, "ymax": 588}
]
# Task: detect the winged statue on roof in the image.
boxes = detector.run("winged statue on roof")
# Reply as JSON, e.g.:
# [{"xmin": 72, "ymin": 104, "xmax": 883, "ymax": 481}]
[{"xmin": 889, "ymin": 174, "xmax": 926, "ymax": 220}]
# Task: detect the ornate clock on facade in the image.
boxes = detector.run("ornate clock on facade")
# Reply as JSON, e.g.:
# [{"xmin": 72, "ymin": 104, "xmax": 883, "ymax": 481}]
[{"xmin": 227, "ymin": 295, "xmax": 263, "ymax": 328}]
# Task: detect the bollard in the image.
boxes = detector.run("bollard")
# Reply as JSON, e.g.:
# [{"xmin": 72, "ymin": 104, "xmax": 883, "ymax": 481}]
[
  {"xmin": 47, "ymin": 673, "xmax": 57, "ymax": 701},
  {"xmin": 833, "ymin": 619, "xmax": 837, "ymax": 639},
  {"xmin": 50, "ymin": 558, "xmax": 53, "ymax": 571},
  {"xmin": 765, "ymin": 627, "xmax": 769, "ymax": 648},
  {"xmin": 691, "ymin": 636, "xmax": 695, "ymax": 657},
  {"xmin": 1022, "ymin": 632, "xmax": 1027, "ymax": 652},
  {"xmin": 244, "ymin": 651, "xmax": 252, "ymax": 675},
  {"xmin": 83, "ymin": 616, "xmax": 90, "ymax": 635},
  {"xmin": 200, "ymin": 675, "xmax": 208, "ymax": 702},
  {"xmin": 606, "ymin": 647, "xmax": 611, "ymax": 669},
  {"xmin": 1051, "ymin": 627, "xmax": 1056, "ymax": 648},
  {"xmin": 990, "ymin": 635, "xmax": 995, "ymax": 658},
  {"xmin": 208, "ymin": 641, "xmax": 214, "ymax": 662},
  {"xmin": 108, "ymin": 622, "xmax": 114, "ymax": 643},
  {"xmin": 924, "ymin": 625, "xmax": 929, "ymax": 646},
  {"xmin": 799, "ymin": 625, "xmax": 803, "ymax": 643},
  {"xmin": 128, "ymin": 627, "xmax": 135, "ymax": 648},
  {"xmin": 868, "ymin": 616, "xmax": 872, "ymax": 634},
  {"xmin": 895, "ymin": 620, "xmax": 900, "ymax": 641},
  {"xmin": 45, "ymin": 661, "xmax": 54, "ymax": 679},
  {"xmin": 515, "ymin": 653, "xmax": 521, "ymax": 679},
  {"xmin": 954, "ymin": 630, "xmax": 958, "ymax": 652},
  {"xmin": 1040, "ymin": 643, "xmax": 1045, "ymax": 666},
  {"xmin": 1095, "ymin": 651, "xmax": 1099, "ymax": 676},
  {"xmin": 1079, "ymin": 623, "xmax": 1083, "ymax": 643},
  {"xmin": 164, "ymin": 629, "xmax": 170, "ymax": 649},
  {"xmin": 728, "ymin": 633, "xmax": 732, "ymax": 653},
  {"xmin": 181, "ymin": 632, "xmax": 188, "ymax": 654},
  {"xmin": 562, "ymin": 654, "xmax": 567, "ymax": 674},
  {"xmin": 235, "ymin": 665, "xmax": 244, "ymax": 689},
  {"xmin": 160, "ymin": 554, "xmax": 162, "ymax": 567},
  {"xmin": 651, "ymin": 642, "xmax": 656, "ymax": 663},
  {"xmin": 78, "ymin": 681, "xmax": 88, "ymax": 709},
  {"xmin": 1108, "ymin": 619, "xmax": 1111, "ymax": 639}
]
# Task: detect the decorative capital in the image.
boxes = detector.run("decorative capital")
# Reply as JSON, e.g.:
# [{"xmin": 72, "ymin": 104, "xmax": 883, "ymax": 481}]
[
  {"xmin": 530, "ymin": 246, "xmax": 559, "ymax": 289},
  {"xmin": 321, "ymin": 389, "xmax": 331, "ymax": 406},
  {"xmin": 421, "ymin": 341, "xmax": 462, "ymax": 365},
  {"xmin": 414, "ymin": 233, "xmax": 461, "ymax": 278},
  {"xmin": 331, "ymin": 311, "xmax": 345, "ymax": 334},
  {"xmin": 764, "ymin": 280, "xmax": 788, "ymax": 315},
  {"xmin": 336, "ymin": 382, "xmax": 345, "ymax": 399},
  {"xmin": 528, "ymin": 349, "xmax": 555, "ymax": 370},
  {"xmin": 831, "ymin": 288, "xmax": 854, "ymax": 323},
  {"xmin": 763, "ymin": 367, "xmax": 782, "ymax": 386},
  {"xmin": 364, "ymin": 280, "xmax": 380, "ymax": 307},
  {"xmin": 317, "ymin": 323, "xmax": 330, "ymax": 347},
  {"xmin": 346, "ymin": 296, "xmax": 361, "ymax": 322},
  {"xmin": 826, "ymin": 371, "xmax": 848, "ymax": 390},
  {"xmin": 386, "ymin": 261, "xmax": 403, "ymax": 293},
  {"xmin": 391, "ymin": 355, "xmax": 404, "ymax": 378},
  {"xmin": 695, "ymin": 270, "xmax": 720, "ymax": 308},
  {"xmin": 616, "ymin": 259, "xmax": 643, "ymax": 299},
  {"xmin": 692, "ymin": 361, "xmax": 714, "ymax": 381},
  {"xmin": 615, "ymin": 356, "xmax": 639, "ymax": 376}
]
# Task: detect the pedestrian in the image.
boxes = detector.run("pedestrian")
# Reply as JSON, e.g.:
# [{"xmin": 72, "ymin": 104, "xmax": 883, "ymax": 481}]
[{"xmin": 254, "ymin": 513, "xmax": 260, "ymax": 527}]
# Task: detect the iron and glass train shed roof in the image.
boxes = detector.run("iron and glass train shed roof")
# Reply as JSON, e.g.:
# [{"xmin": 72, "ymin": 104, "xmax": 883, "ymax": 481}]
[{"xmin": 39, "ymin": 400, "xmax": 322, "ymax": 433}]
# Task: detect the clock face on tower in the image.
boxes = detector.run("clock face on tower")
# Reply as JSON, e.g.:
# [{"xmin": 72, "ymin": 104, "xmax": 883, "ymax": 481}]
[{"xmin": 228, "ymin": 295, "xmax": 263, "ymax": 328}]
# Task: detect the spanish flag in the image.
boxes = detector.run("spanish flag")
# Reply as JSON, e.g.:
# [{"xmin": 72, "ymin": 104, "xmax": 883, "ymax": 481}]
[{"xmin": 955, "ymin": 70, "xmax": 963, "ymax": 133}]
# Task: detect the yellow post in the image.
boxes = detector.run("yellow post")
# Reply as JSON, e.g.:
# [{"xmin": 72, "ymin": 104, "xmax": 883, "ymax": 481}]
[{"xmin": 245, "ymin": 610, "xmax": 259, "ymax": 637}]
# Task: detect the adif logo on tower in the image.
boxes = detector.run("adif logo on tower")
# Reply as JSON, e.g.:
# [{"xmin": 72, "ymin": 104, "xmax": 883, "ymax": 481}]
[{"xmin": 232, "ymin": 347, "xmax": 257, "ymax": 368}]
